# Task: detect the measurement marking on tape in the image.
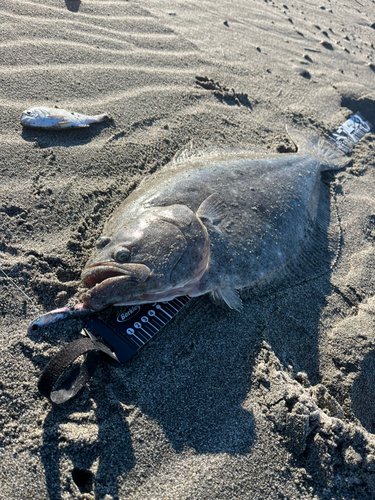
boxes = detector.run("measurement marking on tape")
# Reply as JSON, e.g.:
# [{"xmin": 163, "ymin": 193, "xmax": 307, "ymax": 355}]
[
  {"xmin": 176, "ymin": 297, "xmax": 190, "ymax": 306},
  {"xmin": 155, "ymin": 304, "xmax": 173, "ymax": 319},
  {"xmin": 148, "ymin": 309, "xmax": 166, "ymax": 326},
  {"xmin": 141, "ymin": 315, "xmax": 158, "ymax": 332},
  {"xmin": 328, "ymin": 112, "xmax": 372, "ymax": 154},
  {"xmin": 134, "ymin": 322, "xmax": 152, "ymax": 339},
  {"xmin": 88, "ymin": 296, "xmax": 192, "ymax": 362},
  {"xmin": 126, "ymin": 328, "xmax": 144, "ymax": 346},
  {"xmin": 164, "ymin": 301, "xmax": 179, "ymax": 313}
]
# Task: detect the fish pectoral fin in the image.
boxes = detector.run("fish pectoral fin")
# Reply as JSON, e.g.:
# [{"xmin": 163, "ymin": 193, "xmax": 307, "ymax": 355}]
[
  {"xmin": 197, "ymin": 193, "xmax": 226, "ymax": 225},
  {"xmin": 211, "ymin": 284, "xmax": 242, "ymax": 312}
]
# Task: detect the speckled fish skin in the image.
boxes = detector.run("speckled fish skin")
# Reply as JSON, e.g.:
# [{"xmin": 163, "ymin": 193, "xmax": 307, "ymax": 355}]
[
  {"xmin": 20, "ymin": 107, "xmax": 110, "ymax": 128},
  {"xmin": 81, "ymin": 133, "xmax": 347, "ymax": 311}
]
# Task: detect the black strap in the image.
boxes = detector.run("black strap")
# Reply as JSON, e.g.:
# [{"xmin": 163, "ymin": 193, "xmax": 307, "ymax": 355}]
[{"xmin": 38, "ymin": 337, "xmax": 101, "ymax": 404}]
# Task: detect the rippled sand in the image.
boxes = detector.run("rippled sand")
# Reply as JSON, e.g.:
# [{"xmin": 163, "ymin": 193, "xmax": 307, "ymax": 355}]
[{"xmin": 1, "ymin": 1, "xmax": 375, "ymax": 498}]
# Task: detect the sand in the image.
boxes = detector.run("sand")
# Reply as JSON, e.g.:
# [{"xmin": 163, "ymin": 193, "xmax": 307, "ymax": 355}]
[{"xmin": 1, "ymin": 0, "xmax": 375, "ymax": 498}]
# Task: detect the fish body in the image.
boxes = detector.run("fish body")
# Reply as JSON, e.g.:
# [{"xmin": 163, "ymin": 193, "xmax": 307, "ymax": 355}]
[
  {"xmin": 21, "ymin": 107, "xmax": 110, "ymax": 128},
  {"xmin": 81, "ymin": 134, "xmax": 347, "ymax": 311},
  {"xmin": 27, "ymin": 305, "xmax": 93, "ymax": 334}
]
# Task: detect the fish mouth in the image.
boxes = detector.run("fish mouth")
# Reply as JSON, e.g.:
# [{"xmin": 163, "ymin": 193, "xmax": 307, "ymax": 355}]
[
  {"xmin": 80, "ymin": 262, "xmax": 152, "ymax": 310},
  {"xmin": 81, "ymin": 262, "xmax": 151, "ymax": 288},
  {"xmin": 81, "ymin": 229, "xmax": 211, "ymax": 310},
  {"xmin": 20, "ymin": 116, "xmax": 33, "ymax": 126},
  {"xmin": 81, "ymin": 242, "xmax": 211, "ymax": 310}
]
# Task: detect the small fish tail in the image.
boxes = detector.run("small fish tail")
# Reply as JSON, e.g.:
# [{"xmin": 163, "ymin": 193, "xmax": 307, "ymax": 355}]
[
  {"xmin": 82, "ymin": 114, "xmax": 111, "ymax": 125},
  {"xmin": 94, "ymin": 114, "xmax": 111, "ymax": 123}
]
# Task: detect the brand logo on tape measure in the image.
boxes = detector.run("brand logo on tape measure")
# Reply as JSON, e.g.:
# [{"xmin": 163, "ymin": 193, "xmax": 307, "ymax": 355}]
[{"xmin": 117, "ymin": 305, "xmax": 140, "ymax": 322}]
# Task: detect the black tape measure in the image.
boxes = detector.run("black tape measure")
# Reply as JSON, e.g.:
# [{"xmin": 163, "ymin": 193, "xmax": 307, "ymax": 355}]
[
  {"xmin": 85, "ymin": 296, "xmax": 190, "ymax": 363},
  {"xmin": 37, "ymin": 297, "xmax": 190, "ymax": 403}
]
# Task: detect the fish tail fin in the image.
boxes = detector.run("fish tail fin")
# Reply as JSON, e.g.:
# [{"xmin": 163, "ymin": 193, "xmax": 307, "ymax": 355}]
[
  {"xmin": 94, "ymin": 114, "xmax": 111, "ymax": 123},
  {"xmin": 85, "ymin": 114, "xmax": 111, "ymax": 125},
  {"xmin": 286, "ymin": 126, "xmax": 349, "ymax": 171}
]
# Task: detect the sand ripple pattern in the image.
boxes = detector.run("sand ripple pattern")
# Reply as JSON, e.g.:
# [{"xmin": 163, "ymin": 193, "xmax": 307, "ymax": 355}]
[
  {"xmin": 2, "ymin": 1, "xmax": 375, "ymax": 499},
  {"xmin": 0, "ymin": 0, "xmax": 206, "ymax": 129}
]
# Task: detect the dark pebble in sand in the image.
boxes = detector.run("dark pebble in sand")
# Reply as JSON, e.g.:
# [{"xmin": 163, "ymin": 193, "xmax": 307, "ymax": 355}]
[
  {"xmin": 370, "ymin": 22, "xmax": 375, "ymax": 30},
  {"xmin": 224, "ymin": 20, "xmax": 229, "ymax": 27},
  {"xmin": 368, "ymin": 63, "xmax": 375, "ymax": 72},
  {"xmin": 304, "ymin": 54, "xmax": 313, "ymax": 62},
  {"xmin": 321, "ymin": 40, "xmax": 334, "ymax": 50},
  {"xmin": 299, "ymin": 70, "xmax": 311, "ymax": 79}
]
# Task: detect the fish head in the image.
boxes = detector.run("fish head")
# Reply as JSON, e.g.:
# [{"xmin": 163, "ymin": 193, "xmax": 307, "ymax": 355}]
[
  {"xmin": 20, "ymin": 108, "xmax": 45, "ymax": 127},
  {"xmin": 81, "ymin": 205, "xmax": 209, "ymax": 310}
]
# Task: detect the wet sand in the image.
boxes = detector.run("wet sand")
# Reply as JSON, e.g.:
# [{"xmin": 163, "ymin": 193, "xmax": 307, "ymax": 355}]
[{"xmin": 1, "ymin": 0, "xmax": 375, "ymax": 498}]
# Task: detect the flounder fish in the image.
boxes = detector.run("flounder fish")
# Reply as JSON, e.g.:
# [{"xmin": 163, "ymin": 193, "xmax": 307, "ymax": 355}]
[
  {"xmin": 21, "ymin": 107, "xmax": 110, "ymax": 128},
  {"xmin": 81, "ymin": 132, "xmax": 348, "ymax": 311}
]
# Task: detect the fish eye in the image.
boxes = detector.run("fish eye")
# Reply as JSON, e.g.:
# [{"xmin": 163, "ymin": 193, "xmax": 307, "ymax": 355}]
[
  {"xmin": 114, "ymin": 247, "xmax": 130, "ymax": 262},
  {"xmin": 26, "ymin": 111, "xmax": 32, "ymax": 116},
  {"xmin": 96, "ymin": 236, "xmax": 111, "ymax": 249}
]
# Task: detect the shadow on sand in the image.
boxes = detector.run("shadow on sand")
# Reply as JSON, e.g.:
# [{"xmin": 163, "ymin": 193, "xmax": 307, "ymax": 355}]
[
  {"xmin": 21, "ymin": 120, "xmax": 113, "ymax": 149},
  {"xmin": 32, "ymin": 271, "xmax": 332, "ymax": 499},
  {"xmin": 28, "ymin": 175, "xmax": 340, "ymax": 498},
  {"xmin": 64, "ymin": 0, "xmax": 81, "ymax": 13}
]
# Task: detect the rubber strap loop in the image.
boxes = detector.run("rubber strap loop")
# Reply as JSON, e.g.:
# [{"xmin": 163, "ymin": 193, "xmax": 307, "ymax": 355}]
[{"xmin": 38, "ymin": 337, "xmax": 101, "ymax": 404}]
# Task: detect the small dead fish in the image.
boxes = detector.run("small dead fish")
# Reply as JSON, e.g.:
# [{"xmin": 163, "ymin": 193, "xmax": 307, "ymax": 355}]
[
  {"xmin": 21, "ymin": 107, "xmax": 110, "ymax": 129},
  {"xmin": 80, "ymin": 131, "xmax": 348, "ymax": 311},
  {"xmin": 27, "ymin": 305, "xmax": 93, "ymax": 334}
]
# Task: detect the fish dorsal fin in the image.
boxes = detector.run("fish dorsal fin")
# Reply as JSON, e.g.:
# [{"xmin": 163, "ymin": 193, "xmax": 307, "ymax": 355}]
[
  {"xmin": 211, "ymin": 283, "xmax": 242, "ymax": 311},
  {"xmin": 285, "ymin": 126, "xmax": 318, "ymax": 152},
  {"xmin": 173, "ymin": 141, "xmax": 196, "ymax": 164},
  {"xmin": 197, "ymin": 193, "xmax": 226, "ymax": 224},
  {"xmin": 173, "ymin": 143, "xmax": 260, "ymax": 165},
  {"xmin": 173, "ymin": 142, "xmax": 230, "ymax": 165}
]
